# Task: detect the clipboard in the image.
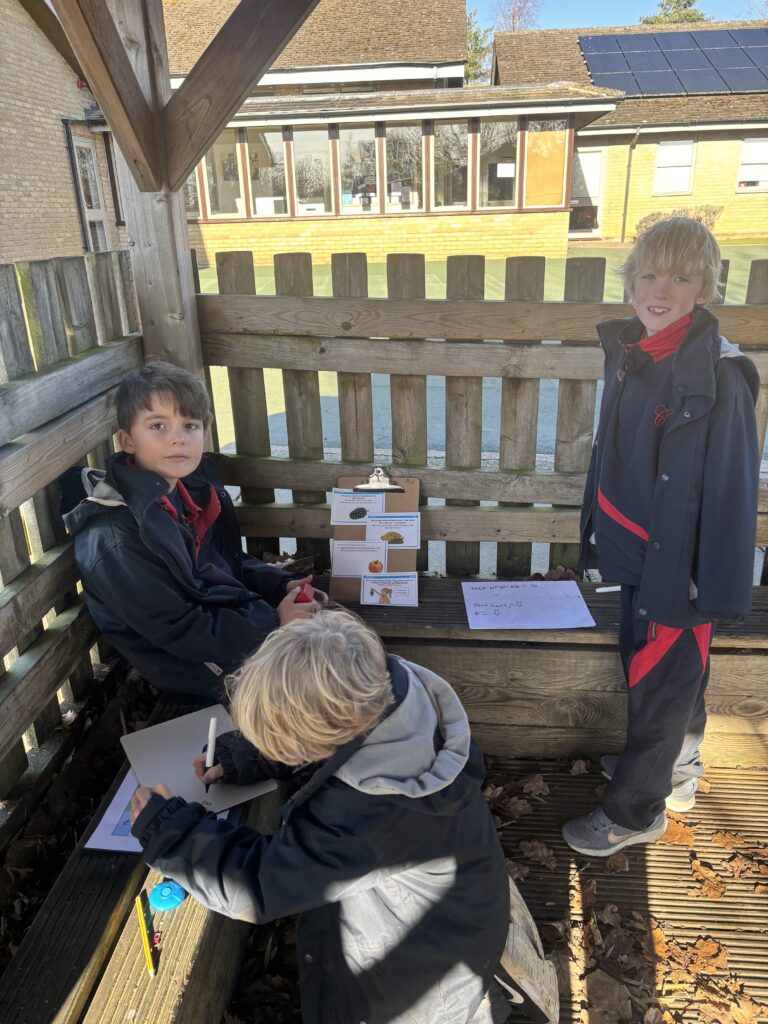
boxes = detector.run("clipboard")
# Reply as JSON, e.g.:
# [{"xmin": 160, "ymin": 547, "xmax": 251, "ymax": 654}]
[{"xmin": 330, "ymin": 469, "xmax": 420, "ymax": 602}]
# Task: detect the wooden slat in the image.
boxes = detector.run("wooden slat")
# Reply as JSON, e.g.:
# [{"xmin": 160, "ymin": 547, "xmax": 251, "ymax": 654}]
[
  {"xmin": 217, "ymin": 251, "xmax": 277, "ymax": 556},
  {"xmin": 445, "ymin": 255, "xmax": 484, "ymax": 576},
  {"xmin": 49, "ymin": 0, "xmax": 160, "ymax": 190},
  {"xmin": 117, "ymin": 248, "xmax": 141, "ymax": 334},
  {"xmin": 0, "ymin": 544, "xmax": 78, "ymax": 658},
  {"xmin": 197, "ymin": 293, "xmax": 765, "ymax": 345},
  {"xmin": 88, "ymin": 251, "xmax": 123, "ymax": 344},
  {"xmin": 498, "ymin": 256, "xmax": 545, "ymax": 578},
  {"xmin": 0, "ymin": 337, "xmax": 142, "ymax": 449},
  {"xmin": 331, "ymin": 253, "xmax": 374, "ymax": 463},
  {"xmin": 56, "ymin": 254, "xmax": 98, "ymax": 353},
  {"xmin": 162, "ymin": 0, "xmax": 322, "ymax": 191},
  {"xmin": 550, "ymin": 257, "xmax": 602, "ymax": 569},
  {"xmin": 16, "ymin": 259, "xmax": 69, "ymax": 367},
  {"xmin": 16, "ymin": 0, "xmax": 85, "ymax": 76},
  {"xmin": 275, "ymin": 253, "xmax": 329, "ymax": 568},
  {"xmin": 0, "ymin": 601, "xmax": 98, "ymax": 764}
]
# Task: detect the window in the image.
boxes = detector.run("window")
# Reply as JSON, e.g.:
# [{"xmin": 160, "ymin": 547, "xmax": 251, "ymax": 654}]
[
  {"xmin": 183, "ymin": 172, "xmax": 200, "ymax": 219},
  {"xmin": 73, "ymin": 138, "xmax": 110, "ymax": 251},
  {"xmin": 569, "ymin": 148, "xmax": 603, "ymax": 232},
  {"xmin": 203, "ymin": 129, "xmax": 244, "ymax": 216},
  {"xmin": 292, "ymin": 128, "xmax": 333, "ymax": 214},
  {"xmin": 339, "ymin": 126, "xmax": 377, "ymax": 214},
  {"xmin": 385, "ymin": 123, "xmax": 423, "ymax": 212},
  {"xmin": 433, "ymin": 121, "xmax": 468, "ymax": 208},
  {"xmin": 479, "ymin": 119, "xmax": 518, "ymax": 208},
  {"xmin": 737, "ymin": 138, "xmax": 768, "ymax": 191},
  {"xmin": 653, "ymin": 140, "xmax": 694, "ymax": 195},
  {"xmin": 523, "ymin": 118, "xmax": 568, "ymax": 208},
  {"xmin": 246, "ymin": 128, "xmax": 287, "ymax": 215}
]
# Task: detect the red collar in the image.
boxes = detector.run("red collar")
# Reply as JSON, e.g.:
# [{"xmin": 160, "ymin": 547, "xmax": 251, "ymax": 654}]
[
  {"xmin": 159, "ymin": 481, "xmax": 221, "ymax": 552},
  {"xmin": 637, "ymin": 313, "xmax": 692, "ymax": 363}
]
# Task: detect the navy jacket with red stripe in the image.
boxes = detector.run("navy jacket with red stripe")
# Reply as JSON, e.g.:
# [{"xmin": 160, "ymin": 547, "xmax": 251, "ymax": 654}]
[{"xmin": 579, "ymin": 307, "xmax": 760, "ymax": 627}]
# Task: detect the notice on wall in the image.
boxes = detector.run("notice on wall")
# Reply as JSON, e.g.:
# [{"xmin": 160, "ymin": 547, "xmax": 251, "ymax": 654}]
[
  {"xmin": 361, "ymin": 572, "xmax": 419, "ymax": 607},
  {"xmin": 364, "ymin": 513, "xmax": 420, "ymax": 550},
  {"xmin": 461, "ymin": 580, "xmax": 596, "ymax": 630},
  {"xmin": 331, "ymin": 539, "xmax": 388, "ymax": 577},
  {"xmin": 330, "ymin": 489, "xmax": 385, "ymax": 525}
]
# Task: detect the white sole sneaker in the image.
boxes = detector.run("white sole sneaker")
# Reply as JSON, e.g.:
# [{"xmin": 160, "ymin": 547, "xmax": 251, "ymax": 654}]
[{"xmin": 600, "ymin": 755, "xmax": 698, "ymax": 812}]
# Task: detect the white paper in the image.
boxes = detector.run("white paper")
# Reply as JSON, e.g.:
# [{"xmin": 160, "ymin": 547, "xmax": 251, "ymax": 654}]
[
  {"xmin": 331, "ymin": 539, "xmax": 387, "ymax": 577},
  {"xmin": 120, "ymin": 706, "xmax": 277, "ymax": 814},
  {"xmin": 364, "ymin": 513, "xmax": 420, "ymax": 550},
  {"xmin": 496, "ymin": 162, "xmax": 516, "ymax": 177},
  {"xmin": 330, "ymin": 489, "xmax": 384, "ymax": 525},
  {"xmin": 461, "ymin": 581, "xmax": 596, "ymax": 630},
  {"xmin": 361, "ymin": 573, "xmax": 419, "ymax": 606}
]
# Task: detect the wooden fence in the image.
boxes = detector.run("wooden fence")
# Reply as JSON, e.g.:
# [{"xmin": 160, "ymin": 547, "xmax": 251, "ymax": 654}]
[
  {"xmin": 0, "ymin": 251, "xmax": 142, "ymax": 846},
  {"xmin": 197, "ymin": 250, "xmax": 768, "ymax": 576}
]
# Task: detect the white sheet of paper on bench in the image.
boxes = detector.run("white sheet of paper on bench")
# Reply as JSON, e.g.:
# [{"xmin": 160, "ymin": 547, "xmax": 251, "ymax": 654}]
[
  {"xmin": 121, "ymin": 706, "xmax": 277, "ymax": 814},
  {"xmin": 461, "ymin": 581, "xmax": 596, "ymax": 630}
]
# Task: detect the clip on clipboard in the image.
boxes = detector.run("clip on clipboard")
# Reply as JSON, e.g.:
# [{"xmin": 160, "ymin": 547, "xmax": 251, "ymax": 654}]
[{"xmin": 330, "ymin": 469, "xmax": 420, "ymax": 602}]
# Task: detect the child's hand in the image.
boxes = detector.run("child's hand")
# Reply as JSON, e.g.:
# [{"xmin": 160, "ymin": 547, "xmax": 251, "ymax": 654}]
[
  {"xmin": 130, "ymin": 783, "xmax": 173, "ymax": 823},
  {"xmin": 278, "ymin": 587, "xmax": 320, "ymax": 626},
  {"xmin": 192, "ymin": 754, "xmax": 225, "ymax": 786},
  {"xmin": 285, "ymin": 576, "xmax": 328, "ymax": 604}
]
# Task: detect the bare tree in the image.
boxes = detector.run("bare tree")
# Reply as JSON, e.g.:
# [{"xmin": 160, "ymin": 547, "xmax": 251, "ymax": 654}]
[{"xmin": 493, "ymin": 0, "xmax": 541, "ymax": 32}]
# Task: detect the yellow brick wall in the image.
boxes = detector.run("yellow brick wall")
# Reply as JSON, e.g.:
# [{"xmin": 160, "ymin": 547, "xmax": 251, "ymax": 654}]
[
  {"xmin": 585, "ymin": 131, "xmax": 768, "ymax": 242},
  {"xmin": 0, "ymin": 0, "xmax": 127, "ymax": 262},
  {"xmin": 188, "ymin": 210, "xmax": 570, "ymax": 268}
]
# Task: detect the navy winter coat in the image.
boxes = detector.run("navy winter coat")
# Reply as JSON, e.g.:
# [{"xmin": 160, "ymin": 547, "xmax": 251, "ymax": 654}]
[
  {"xmin": 63, "ymin": 452, "xmax": 292, "ymax": 698},
  {"xmin": 131, "ymin": 655, "xmax": 510, "ymax": 1024},
  {"xmin": 580, "ymin": 307, "xmax": 760, "ymax": 626}
]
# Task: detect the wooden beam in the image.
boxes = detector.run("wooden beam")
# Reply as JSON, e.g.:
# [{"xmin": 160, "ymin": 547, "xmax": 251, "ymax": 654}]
[
  {"xmin": 0, "ymin": 544, "xmax": 78, "ymax": 658},
  {"xmin": 163, "ymin": 0, "xmax": 323, "ymax": 191},
  {"xmin": 49, "ymin": 0, "xmax": 161, "ymax": 191},
  {"xmin": 17, "ymin": 0, "xmax": 84, "ymax": 78}
]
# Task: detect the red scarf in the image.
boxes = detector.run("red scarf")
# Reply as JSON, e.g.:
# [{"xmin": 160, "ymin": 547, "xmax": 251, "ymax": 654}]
[
  {"xmin": 159, "ymin": 481, "xmax": 221, "ymax": 553},
  {"xmin": 637, "ymin": 313, "xmax": 692, "ymax": 363}
]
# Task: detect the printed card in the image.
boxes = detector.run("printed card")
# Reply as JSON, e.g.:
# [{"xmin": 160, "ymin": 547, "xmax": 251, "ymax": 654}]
[
  {"xmin": 331, "ymin": 539, "xmax": 388, "ymax": 577},
  {"xmin": 361, "ymin": 573, "xmax": 419, "ymax": 607},
  {"xmin": 330, "ymin": 489, "xmax": 385, "ymax": 525},
  {"xmin": 461, "ymin": 580, "xmax": 595, "ymax": 630},
  {"xmin": 364, "ymin": 513, "xmax": 420, "ymax": 550}
]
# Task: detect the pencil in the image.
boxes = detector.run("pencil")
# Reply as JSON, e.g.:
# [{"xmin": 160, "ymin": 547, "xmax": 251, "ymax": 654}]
[
  {"xmin": 134, "ymin": 892, "xmax": 156, "ymax": 978},
  {"xmin": 204, "ymin": 715, "xmax": 217, "ymax": 794}
]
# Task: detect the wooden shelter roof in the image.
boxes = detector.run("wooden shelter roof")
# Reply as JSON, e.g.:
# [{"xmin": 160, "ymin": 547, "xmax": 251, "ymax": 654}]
[
  {"xmin": 162, "ymin": 0, "xmax": 467, "ymax": 76},
  {"xmin": 492, "ymin": 20, "xmax": 768, "ymax": 129}
]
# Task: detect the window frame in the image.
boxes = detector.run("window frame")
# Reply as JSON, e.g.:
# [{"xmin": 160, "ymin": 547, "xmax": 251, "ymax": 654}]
[
  {"xmin": 736, "ymin": 137, "xmax": 768, "ymax": 193},
  {"xmin": 476, "ymin": 117, "xmax": 520, "ymax": 211},
  {"xmin": 432, "ymin": 118, "xmax": 470, "ymax": 211},
  {"xmin": 653, "ymin": 138, "xmax": 696, "ymax": 197},
  {"xmin": 245, "ymin": 127, "xmax": 290, "ymax": 217},
  {"xmin": 568, "ymin": 145, "xmax": 605, "ymax": 237},
  {"xmin": 200, "ymin": 128, "xmax": 247, "ymax": 219},
  {"xmin": 72, "ymin": 136, "xmax": 111, "ymax": 252},
  {"xmin": 291, "ymin": 125, "xmax": 335, "ymax": 216},
  {"xmin": 383, "ymin": 121, "xmax": 425, "ymax": 215}
]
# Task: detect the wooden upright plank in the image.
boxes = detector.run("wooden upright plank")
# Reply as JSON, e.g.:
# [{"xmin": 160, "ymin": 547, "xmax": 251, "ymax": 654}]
[
  {"xmin": 88, "ymin": 251, "xmax": 123, "ymax": 344},
  {"xmin": 331, "ymin": 254, "xmax": 374, "ymax": 464},
  {"xmin": 387, "ymin": 254, "xmax": 428, "ymax": 570},
  {"xmin": 217, "ymin": 251, "xmax": 277, "ymax": 556},
  {"xmin": 445, "ymin": 255, "xmax": 484, "ymax": 576},
  {"xmin": 162, "ymin": 0, "xmax": 322, "ymax": 191},
  {"xmin": 497, "ymin": 256, "xmax": 545, "ymax": 578},
  {"xmin": 275, "ymin": 253, "xmax": 328, "ymax": 568},
  {"xmin": 49, "ymin": 0, "xmax": 160, "ymax": 190},
  {"xmin": 56, "ymin": 255, "xmax": 98, "ymax": 353},
  {"xmin": 549, "ymin": 257, "xmax": 602, "ymax": 570}
]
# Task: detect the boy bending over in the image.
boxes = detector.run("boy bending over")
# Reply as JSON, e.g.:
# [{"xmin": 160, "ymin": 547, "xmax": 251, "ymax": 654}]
[
  {"xmin": 130, "ymin": 611, "xmax": 512, "ymax": 1024},
  {"xmin": 563, "ymin": 218, "xmax": 760, "ymax": 856},
  {"xmin": 64, "ymin": 362, "xmax": 322, "ymax": 700}
]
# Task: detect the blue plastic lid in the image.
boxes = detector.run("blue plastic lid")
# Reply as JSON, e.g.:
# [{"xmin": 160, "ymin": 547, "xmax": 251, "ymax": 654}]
[{"xmin": 148, "ymin": 880, "xmax": 187, "ymax": 912}]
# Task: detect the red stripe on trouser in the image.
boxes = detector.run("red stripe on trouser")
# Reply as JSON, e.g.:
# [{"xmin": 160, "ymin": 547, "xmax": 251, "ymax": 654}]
[
  {"xmin": 597, "ymin": 486, "xmax": 650, "ymax": 542},
  {"xmin": 694, "ymin": 622, "xmax": 712, "ymax": 670},
  {"xmin": 628, "ymin": 623, "xmax": 683, "ymax": 688}
]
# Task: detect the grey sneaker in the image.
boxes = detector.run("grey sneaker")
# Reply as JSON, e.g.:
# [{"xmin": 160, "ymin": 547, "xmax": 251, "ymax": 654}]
[
  {"xmin": 599, "ymin": 755, "xmax": 698, "ymax": 812},
  {"xmin": 562, "ymin": 807, "xmax": 667, "ymax": 857}
]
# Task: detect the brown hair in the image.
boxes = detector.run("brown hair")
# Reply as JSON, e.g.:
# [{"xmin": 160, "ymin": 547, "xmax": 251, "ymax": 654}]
[{"xmin": 116, "ymin": 361, "xmax": 212, "ymax": 431}]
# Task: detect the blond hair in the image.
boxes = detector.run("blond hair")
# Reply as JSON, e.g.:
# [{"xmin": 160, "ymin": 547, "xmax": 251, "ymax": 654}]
[
  {"xmin": 227, "ymin": 610, "xmax": 392, "ymax": 765},
  {"xmin": 619, "ymin": 217, "xmax": 722, "ymax": 303}
]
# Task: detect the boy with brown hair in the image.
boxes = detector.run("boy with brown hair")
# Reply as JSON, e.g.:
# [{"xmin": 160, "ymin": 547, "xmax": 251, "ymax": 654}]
[
  {"xmin": 563, "ymin": 217, "xmax": 760, "ymax": 856},
  {"xmin": 64, "ymin": 361, "xmax": 323, "ymax": 699}
]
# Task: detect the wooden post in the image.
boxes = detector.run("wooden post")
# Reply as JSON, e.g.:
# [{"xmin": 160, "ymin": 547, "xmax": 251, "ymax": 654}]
[
  {"xmin": 497, "ymin": 256, "xmax": 545, "ymax": 578},
  {"xmin": 105, "ymin": 0, "xmax": 203, "ymax": 375},
  {"xmin": 331, "ymin": 254, "xmax": 374, "ymax": 464},
  {"xmin": 445, "ymin": 255, "xmax": 484, "ymax": 577}
]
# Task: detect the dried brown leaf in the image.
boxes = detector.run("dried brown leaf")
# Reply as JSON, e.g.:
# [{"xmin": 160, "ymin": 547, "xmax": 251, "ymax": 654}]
[
  {"xmin": 606, "ymin": 852, "xmax": 630, "ymax": 873},
  {"xmin": 505, "ymin": 858, "xmax": 529, "ymax": 881},
  {"xmin": 712, "ymin": 830, "xmax": 749, "ymax": 850},
  {"xmin": 586, "ymin": 967, "xmax": 633, "ymax": 1022},
  {"xmin": 570, "ymin": 758, "xmax": 591, "ymax": 775},
  {"xmin": 690, "ymin": 937, "xmax": 728, "ymax": 974},
  {"xmin": 597, "ymin": 903, "xmax": 622, "ymax": 927},
  {"xmin": 725, "ymin": 854, "xmax": 755, "ymax": 880},
  {"xmin": 519, "ymin": 839, "xmax": 557, "ymax": 870},
  {"xmin": 690, "ymin": 858, "xmax": 727, "ymax": 900},
  {"xmin": 660, "ymin": 817, "xmax": 695, "ymax": 846},
  {"xmin": 519, "ymin": 772, "xmax": 550, "ymax": 798},
  {"xmin": 643, "ymin": 1010, "xmax": 664, "ymax": 1024},
  {"xmin": 697, "ymin": 775, "xmax": 712, "ymax": 793},
  {"xmin": 755, "ymin": 883, "xmax": 768, "ymax": 894}
]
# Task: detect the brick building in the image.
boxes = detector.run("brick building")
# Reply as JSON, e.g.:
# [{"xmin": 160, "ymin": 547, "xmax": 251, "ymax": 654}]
[{"xmin": 493, "ymin": 21, "xmax": 768, "ymax": 243}]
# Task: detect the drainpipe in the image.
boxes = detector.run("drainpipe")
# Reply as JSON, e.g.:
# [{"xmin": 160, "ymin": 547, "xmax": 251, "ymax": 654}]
[
  {"xmin": 620, "ymin": 126, "xmax": 641, "ymax": 244},
  {"xmin": 62, "ymin": 118, "xmax": 90, "ymax": 251}
]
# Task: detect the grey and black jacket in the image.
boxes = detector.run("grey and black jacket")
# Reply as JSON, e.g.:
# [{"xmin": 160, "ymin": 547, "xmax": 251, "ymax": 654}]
[
  {"xmin": 132, "ymin": 655, "xmax": 510, "ymax": 1024},
  {"xmin": 63, "ymin": 452, "xmax": 292, "ymax": 699}
]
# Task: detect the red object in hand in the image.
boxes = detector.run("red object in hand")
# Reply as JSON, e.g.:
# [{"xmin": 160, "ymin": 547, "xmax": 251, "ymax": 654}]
[{"xmin": 294, "ymin": 581, "xmax": 315, "ymax": 603}]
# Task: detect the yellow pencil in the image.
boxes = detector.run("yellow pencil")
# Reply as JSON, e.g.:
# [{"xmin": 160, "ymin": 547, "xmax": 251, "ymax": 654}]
[{"xmin": 134, "ymin": 892, "xmax": 156, "ymax": 978}]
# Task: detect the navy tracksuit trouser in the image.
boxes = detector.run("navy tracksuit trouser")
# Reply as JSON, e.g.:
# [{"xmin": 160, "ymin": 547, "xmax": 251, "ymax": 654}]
[{"xmin": 602, "ymin": 585, "xmax": 713, "ymax": 831}]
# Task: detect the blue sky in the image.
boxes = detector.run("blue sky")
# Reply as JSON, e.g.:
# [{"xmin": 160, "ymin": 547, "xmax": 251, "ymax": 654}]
[{"xmin": 471, "ymin": 0, "xmax": 761, "ymax": 30}]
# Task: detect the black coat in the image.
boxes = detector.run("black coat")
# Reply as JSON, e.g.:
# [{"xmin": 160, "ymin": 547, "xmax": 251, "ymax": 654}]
[
  {"xmin": 63, "ymin": 452, "xmax": 292, "ymax": 698},
  {"xmin": 580, "ymin": 308, "xmax": 760, "ymax": 626},
  {"xmin": 132, "ymin": 656, "xmax": 510, "ymax": 1024}
]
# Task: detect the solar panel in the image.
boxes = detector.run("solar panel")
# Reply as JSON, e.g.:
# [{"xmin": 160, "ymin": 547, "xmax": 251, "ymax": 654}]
[
  {"xmin": 719, "ymin": 66, "xmax": 768, "ymax": 91},
  {"xmin": 590, "ymin": 72, "xmax": 642, "ymax": 95},
  {"xmin": 706, "ymin": 47, "xmax": 755, "ymax": 69},
  {"xmin": 728, "ymin": 28, "xmax": 768, "ymax": 46},
  {"xmin": 634, "ymin": 70, "xmax": 686, "ymax": 93},
  {"xmin": 579, "ymin": 35, "xmax": 621, "ymax": 54},
  {"xmin": 586, "ymin": 52, "xmax": 630, "ymax": 74},
  {"xmin": 675, "ymin": 68, "xmax": 728, "ymax": 93},
  {"xmin": 617, "ymin": 33, "xmax": 660, "ymax": 51},
  {"xmin": 666, "ymin": 48, "xmax": 714, "ymax": 70},
  {"xmin": 746, "ymin": 46, "xmax": 768, "ymax": 69},
  {"xmin": 691, "ymin": 30, "xmax": 738, "ymax": 48},
  {"xmin": 653, "ymin": 31, "xmax": 696, "ymax": 49},
  {"xmin": 625, "ymin": 49, "xmax": 671, "ymax": 72}
]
